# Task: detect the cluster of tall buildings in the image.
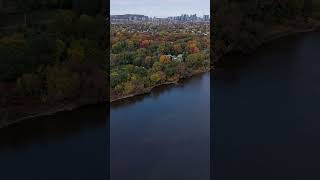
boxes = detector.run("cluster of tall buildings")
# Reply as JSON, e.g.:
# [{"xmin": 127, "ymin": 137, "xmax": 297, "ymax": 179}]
[{"xmin": 168, "ymin": 14, "xmax": 210, "ymax": 22}]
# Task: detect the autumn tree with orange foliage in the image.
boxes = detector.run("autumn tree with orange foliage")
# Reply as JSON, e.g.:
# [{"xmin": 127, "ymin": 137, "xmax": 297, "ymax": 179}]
[
  {"xmin": 159, "ymin": 55, "xmax": 171, "ymax": 64},
  {"xmin": 140, "ymin": 40, "xmax": 151, "ymax": 48},
  {"xmin": 187, "ymin": 40, "xmax": 200, "ymax": 54},
  {"xmin": 173, "ymin": 44, "xmax": 183, "ymax": 54}
]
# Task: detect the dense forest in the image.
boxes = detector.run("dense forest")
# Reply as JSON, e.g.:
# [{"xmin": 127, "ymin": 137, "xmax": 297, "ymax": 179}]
[
  {"xmin": 0, "ymin": 0, "xmax": 107, "ymax": 123},
  {"xmin": 213, "ymin": 0, "xmax": 320, "ymax": 61},
  {"xmin": 110, "ymin": 23, "xmax": 210, "ymax": 100}
]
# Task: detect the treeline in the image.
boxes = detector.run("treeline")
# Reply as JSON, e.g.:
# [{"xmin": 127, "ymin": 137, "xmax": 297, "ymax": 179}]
[
  {"xmin": 110, "ymin": 24, "xmax": 210, "ymax": 100},
  {"xmin": 0, "ymin": 0, "xmax": 105, "ymax": 15},
  {"xmin": 213, "ymin": 0, "xmax": 316, "ymax": 60},
  {"xmin": 0, "ymin": 2, "xmax": 107, "ymax": 106}
]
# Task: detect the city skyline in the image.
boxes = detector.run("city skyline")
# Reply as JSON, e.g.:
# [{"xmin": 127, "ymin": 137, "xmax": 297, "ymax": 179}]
[
  {"xmin": 110, "ymin": 0, "xmax": 210, "ymax": 18},
  {"xmin": 111, "ymin": 13, "xmax": 210, "ymax": 18}
]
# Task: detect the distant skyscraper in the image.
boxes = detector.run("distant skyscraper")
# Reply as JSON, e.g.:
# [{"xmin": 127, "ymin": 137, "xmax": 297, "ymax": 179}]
[{"xmin": 203, "ymin": 15, "xmax": 210, "ymax": 21}]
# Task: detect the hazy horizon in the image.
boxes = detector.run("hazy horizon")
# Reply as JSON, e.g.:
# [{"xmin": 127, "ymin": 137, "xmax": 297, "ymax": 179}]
[{"xmin": 110, "ymin": 0, "xmax": 210, "ymax": 18}]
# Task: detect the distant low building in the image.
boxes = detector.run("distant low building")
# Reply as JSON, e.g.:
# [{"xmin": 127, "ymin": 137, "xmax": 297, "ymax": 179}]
[
  {"xmin": 165, "ymin": 54, "xmax": 183, "ymax": 62},
  {"xmin": 111, "ymin": 14, "xmax": 149, "ymax": 23}
]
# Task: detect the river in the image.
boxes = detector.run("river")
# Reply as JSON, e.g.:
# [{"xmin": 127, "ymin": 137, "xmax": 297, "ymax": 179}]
[
  {"xmin": 110, "ymin": 73, "xmax": 210, "ymax": 180},
  {"xmin": 213, "ymin": 31, "xmax": 320, "ymax": 180},
  {"xmin": 0, "ymin": 72, "xmax": 210, "ymax": 179},
  {"xmin": 0, "ymin": 104, "xmax": 108, "ymax": 179}
]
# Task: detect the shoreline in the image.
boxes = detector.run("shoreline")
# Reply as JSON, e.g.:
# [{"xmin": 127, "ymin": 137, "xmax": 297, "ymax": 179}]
[
  {"xmin": 110, "ymin": 68, "xmax": 209, "ymax": 103},
  {"xmin": 1, "ymin": 24, "xmax": 319, "ymax": 129},
  {"xmin": 0, "ymin": 101, "xmax": 106, "ymax": 129},
  {"xmin": 110, "ymin": 81, "xmax": 179, "ymax": 103},
  {"xmin": 215, "ymin": 23, "xmax": 320, "ymax": 64},
  {"xmin": 0, "ymin": 69, "xmax": 209, "ymax": 129},
  {"xmin": 261, "ymin": 27, "xmax": 320, "ymax": 47}
]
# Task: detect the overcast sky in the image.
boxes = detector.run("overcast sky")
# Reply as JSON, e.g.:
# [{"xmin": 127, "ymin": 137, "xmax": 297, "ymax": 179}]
[{"xmin": 110, "ymin": 0, "xmax": 210, "ymax": 18}]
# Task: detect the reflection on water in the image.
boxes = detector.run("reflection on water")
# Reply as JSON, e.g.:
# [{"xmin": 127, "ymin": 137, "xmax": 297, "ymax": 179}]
[
  {"xmin": 0, "ymin": 103, "xmax": 108, "ymax": 180},
  {"xmin": 111, "ymin": 73, "xmax": 210, "ymax": 180}
]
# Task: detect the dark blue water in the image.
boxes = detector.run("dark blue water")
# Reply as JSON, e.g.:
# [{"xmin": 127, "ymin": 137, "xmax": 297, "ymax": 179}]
[
  {"xmin": 0, "ymin": 72, "xmax": 210, "ymax": 180},
  {"xmin": 111, "ymin": 73, "xmax": 210, "ymax": 180},
  {"xmin": 0, "ymin": 104, "xmax": 108, "ymax": 180},
  {"xmin": 213, "ymin": 32, "xmax": 320, "ymax": 180}
]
